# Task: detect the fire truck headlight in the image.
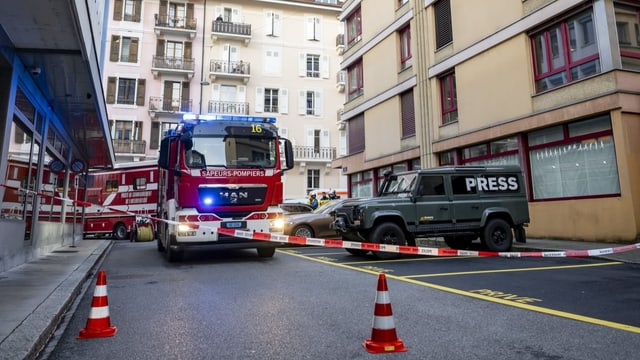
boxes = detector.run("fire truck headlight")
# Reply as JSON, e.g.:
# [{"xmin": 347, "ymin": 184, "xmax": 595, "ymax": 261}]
[{"xmin": 271, "ymin": 218, "xmax": 284, "ymax": 230}]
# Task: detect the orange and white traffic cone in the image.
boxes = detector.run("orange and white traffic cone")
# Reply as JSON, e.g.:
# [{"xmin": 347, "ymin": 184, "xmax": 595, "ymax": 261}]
[
  {"xmin": 78, "ymin": 269, "xmax": 117, "ymax": 339},
  {"xmin": 363, "ymin": 273, "xmax": 407, "ymax": 353}
]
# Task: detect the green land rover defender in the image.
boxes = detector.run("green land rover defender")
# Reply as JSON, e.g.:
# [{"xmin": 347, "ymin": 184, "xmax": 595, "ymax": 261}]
[{"xmin": 330, "ymin": 165, "xmax": 530, "ymax": 259}]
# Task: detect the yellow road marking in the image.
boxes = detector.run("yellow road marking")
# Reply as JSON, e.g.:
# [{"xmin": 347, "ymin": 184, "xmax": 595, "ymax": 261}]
[
  {"xmin": 405, "ymin": 261, "xmax": 623, "ymax": 278},
  {"xmin": 278, "ymin": 250, "xmax": 640, "ymax": 334}
]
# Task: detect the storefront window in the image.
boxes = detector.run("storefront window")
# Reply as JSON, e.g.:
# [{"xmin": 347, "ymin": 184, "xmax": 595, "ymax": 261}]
[
  {"xmin": 528, "ymin": 115, "xmax": 619, "ymax": 200},
  {"xmin": 351, "ymin": 170, "xmax": 373, "ymax": 198}
]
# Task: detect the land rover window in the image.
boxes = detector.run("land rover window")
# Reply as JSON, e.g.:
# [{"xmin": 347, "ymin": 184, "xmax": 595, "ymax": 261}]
[
  {"xmin": 451, "ymin": 175, "xmax": 477, "ymax": 195},
  {"xmin": 418, "ymin": 176, "xmax": 445, "ymax": 196}
]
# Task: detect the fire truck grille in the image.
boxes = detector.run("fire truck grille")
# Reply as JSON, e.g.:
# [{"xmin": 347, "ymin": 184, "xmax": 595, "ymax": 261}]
[{"xmin": 199, "ymin": 186, "xmax": 267, "ymax": 206}]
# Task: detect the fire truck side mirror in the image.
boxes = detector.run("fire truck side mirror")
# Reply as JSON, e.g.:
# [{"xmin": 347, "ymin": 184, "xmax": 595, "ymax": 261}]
[
  {"xmin": 283, "ymin": 139, "xmax": 294, "ymax": 171},
  {"xmin": 159, "ymin": 137, "xmax": 170, "ymax": 169}
]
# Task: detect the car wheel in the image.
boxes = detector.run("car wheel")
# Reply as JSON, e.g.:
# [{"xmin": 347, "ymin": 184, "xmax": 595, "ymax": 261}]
[
  {"xmin": 369, "ymin": 223, "xmax": 406, "ymax": 260},
  {"xmin": 444, "ymin": 236, "xmax": 473, "ymax": 249},
  {"xmin": 113, "ymin": 223, "xmax": 128, "ymax": 240},
  {"xmin": 257, "ymin": 247, "xmax": 276, "ymax": 258},
  {"xmin": 293, "ymin": 225, "xmax": 314, "ymax": 238},
  {"xmin": 482, "ymin": 218, "xmax": 513, "ymax": 252},
  {"xmin": 345, "ymin": 248, "xmax": 369, "ymax": 256}
]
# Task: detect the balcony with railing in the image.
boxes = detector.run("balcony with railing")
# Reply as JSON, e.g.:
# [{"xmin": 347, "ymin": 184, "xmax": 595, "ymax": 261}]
[
  {"xmin": 113, "ymin": 139, "xmax": 146, "ymax": 155},
  {"xmin": 211, "ymin": 20, "xmax": 251, "ymax": 45},
  {"xmin": 207, "ymin": 100, "xmax": 250, "ymax": 115},
  {"xmin": 294, "ymin": 145, "xmax": 336, "ymax": 163},
  {"xmin": 209, "ymin": 59, "xmax": 250, "ymax": 83},
  {"xmin": 336, "ymin": 71, "xmax": 346, "ymax": 93},
  {"xmin": 148, "ymin": 96, "xmax": 193, "ymax": 118},
  {"xmin": 151, "ymin": 55, "xmax": 195, "ymax": 79},
  {"xmin": 336, "ymin": 33, "xmax": 345, "ymax": 55},
  {"xmin": 154, "ymin": 14, "xmax": 197, "ymax": 38}
]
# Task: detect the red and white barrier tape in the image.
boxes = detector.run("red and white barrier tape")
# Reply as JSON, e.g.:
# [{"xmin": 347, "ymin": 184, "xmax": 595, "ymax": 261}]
[{"xmin": 3, "ymin": 183, "xmax": 639, "ymax": 258}]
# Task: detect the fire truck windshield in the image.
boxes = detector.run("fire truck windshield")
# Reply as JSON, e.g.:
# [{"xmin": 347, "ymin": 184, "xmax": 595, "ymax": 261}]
[{"xmin": 187, "ymin": 135, "xmax": 277, "ymax": 169}]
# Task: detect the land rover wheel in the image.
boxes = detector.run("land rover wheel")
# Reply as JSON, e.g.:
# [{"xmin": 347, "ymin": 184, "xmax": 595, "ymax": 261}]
[
  {"xmin": 444, "ymin": 236, "xmax": 473, "ymax": 249},
  {"xmin": 482, "ymin": 219, "xmax": 513, "ymax": 252},
  {"xmin": 257, "ymin": 246, "xmax": 276, "ymax": 258},
  {"xmin": 113, "ymin": 223, "xmax": 128, "ymax": 240},
  {"xmin": 370, "ymin": 223, "xmax": 406, "ymax": 260}
]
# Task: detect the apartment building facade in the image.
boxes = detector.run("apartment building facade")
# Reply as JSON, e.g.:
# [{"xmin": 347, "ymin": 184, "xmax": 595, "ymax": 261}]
[
  {"xmin": 333, "ymin": 0, "xmax": 424, "ymax": 199},
  {"xmin": 336, "ymin": 0, "xmax": 640, "ymax": 242},
  {"xmin": 104, "ymin": 0, "xmax": 346, "ymax": 200}
]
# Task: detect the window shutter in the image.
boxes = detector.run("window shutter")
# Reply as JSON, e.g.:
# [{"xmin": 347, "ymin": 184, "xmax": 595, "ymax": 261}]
[
  {"xmin": 150, "ymin": 122, "xmax": 160, "ymax": 150},
  {"xmin": 306, "ymin": 128, "xmax": 314, "ymax": 146},
  {"xmin": 321, "ymin": 129, "xmax": 330, "ymax": 148},
  {"xmin": 184, "ymin": 42, "xmax": 192, "ymax": 59},
  {"xmin": 314, "ymin": 91, "xmax": 322, "ymax": 116},
  {"xmin": 255, "ymin": 87, "xmax": 264, "ymax": 113},
  {"xmin": 113, "ymin": 0, "xmax": 123, "ymax": 21},
  {"xmin": 321, "ymin": 55, "xmax": 329, "ymax": 79},
  {"xmin": 181, "ymin": 82, "xmax": 190, "ymax": 111},
  {"xmin": 298, "ymin": 90, "xmax": 306, "ymax": 115},
  {"xmin": 156, "ymin": 39, "xmax": 165, "ymax": 57},
  {"xmin": 273, "ymin": 13, "xmax": 282, "ymax": 37},
  {"xmin": 237, "ymin": 86, "xmax": 246, "ymax": 102},
  {"xmin": 186, "ymin": 3, "xmax": 194, "ymax": 21},
  {"xmin": 136, "ymin": 79, "xmax": 146, "ymax": 106},
  {"xmin": 299, "ymin": 53, "xmax": 306, "ymax": 77},
  {"xmin": 401, "ymin": 90, "xmax": 416, "ymax": 137},
  {"xmin": 130, "ymin": 38, "xmax": 139, "ymax": 63},
  {"xmin": 306, "ymin": 17, "xmax": 314, "ymax": 40},
  {"xmin": 133, "ymin": 0, "xmax": 142, "ymax": 22},
  {"xmin": 212, "ymin": 84, "xmax": 221, "ymax": 101},
  {"xmin": 107, "ymin": 77, "xmax": 117, "ymax": 104},
  {"xmin": 435, "ymin": 0, "xmax": 453, "ymax": 49},
  {"xmin": 110, "ymin": 35, "xmax": 120, "ymax": 62},
  {"xmin": 232, "ymin": 8, "xmax": 241, "ymax": 23},
  {"xmin": 280, "ymin": 88, "xmax": 288, "ymax": 114},
  {"xmin": 348, "ymin": 114, "xmax": 365, "ymax": 154}
]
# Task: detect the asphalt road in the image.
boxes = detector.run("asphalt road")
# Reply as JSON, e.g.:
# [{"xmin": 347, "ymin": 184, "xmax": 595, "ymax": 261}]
[{"xmin": 40, "ymin": 241, "xmax": 640, "ymax": 360}]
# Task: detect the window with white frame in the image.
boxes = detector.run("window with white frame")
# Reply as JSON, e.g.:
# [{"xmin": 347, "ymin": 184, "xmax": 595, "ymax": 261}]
[
  {"xmin": 307, "ymin": 169, "xmax": 320, "ymax": 189},
  {"xmin": 528, "ymin": 115, "xmax": 619, "ymax": 200},
  {"xmin": 255, "ymin": 87, "xmax": 288, "ymax": 114},
  {"xmin": 307, "ymin": 54, "xmax": 320, "ymax": 78},
  {"xmin": 110, "ymin": 120, "xmax": 143, "ymax": 141},
  {"xmin": 110, "ymin": 35, "xmax": 139, "ymax": 63},
  {"xmin": 299, "ymin": 53, "xmax": 328, "ymax": 79},
  {"xmin": 264, "ymin": 88, "xmax": 279, "ymax": 113},
  {"xmin": 113, "ymin": 0, "xmax": 141, "ymax": 22},
  {"xmin": 299, "ymin": 90, "xmax": 322, "ymax": 116}
]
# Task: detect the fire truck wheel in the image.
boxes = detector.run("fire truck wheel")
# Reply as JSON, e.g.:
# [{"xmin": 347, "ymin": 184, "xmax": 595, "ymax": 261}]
[
  {"xmin": 257, "ymin": 247, "xmax": 276, "ymax": 258},
  {"xmin": 113, "ymin": 223, "xmax": 128, "ymax": 240},
  {"xmin": 165, "ymin": 235, "xmax": 183, "ymax": 262},
  {"xmin": 156, "ymin": 237, "xmax": 165, "ymax": 252}
]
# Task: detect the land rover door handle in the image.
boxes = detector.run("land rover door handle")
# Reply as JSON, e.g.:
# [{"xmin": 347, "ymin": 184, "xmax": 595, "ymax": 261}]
[
  {"xmin": 440, "ymin": 207, "xmax": 448, "ymax": 211},
  {"xmin": 471, "ymin": 205, "xmax": 479, "ymax": 209}
]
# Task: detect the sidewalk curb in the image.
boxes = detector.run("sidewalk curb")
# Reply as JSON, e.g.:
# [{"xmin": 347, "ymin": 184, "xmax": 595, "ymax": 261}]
[{"xmin": 1, "ymin": 240, "xmax": 113, "ymax": 360}]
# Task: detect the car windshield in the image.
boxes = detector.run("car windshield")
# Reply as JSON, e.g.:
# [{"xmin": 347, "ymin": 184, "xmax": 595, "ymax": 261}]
[
  {"xmin": 380, "ymin": 173, "xmax": 417, "ymax": 196},
  {"xmin": 312, "ymin": 200, "xmax": 343, "ymax": 214}
]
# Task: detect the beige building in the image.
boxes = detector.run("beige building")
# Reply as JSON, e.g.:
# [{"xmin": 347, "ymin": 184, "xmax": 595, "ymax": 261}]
[
  {"xmin": 103, "ymin": 0, "xmax": 346, "ymax": 200},
  {"xmin": 335, "ymin": 0, "xmax": 640, "ymax": 243}
]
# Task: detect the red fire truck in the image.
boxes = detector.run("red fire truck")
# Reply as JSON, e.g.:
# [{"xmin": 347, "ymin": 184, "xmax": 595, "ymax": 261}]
[
  {"xmin": 81, "ymin": 160, "xmax": 158, "ymax": 240},
  {"xmin": 156, "ymin": 114, "xmax": 294, "ymax": 261}
]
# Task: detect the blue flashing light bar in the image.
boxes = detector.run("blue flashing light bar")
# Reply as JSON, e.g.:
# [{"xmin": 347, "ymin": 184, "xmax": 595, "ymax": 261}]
[{"xmin": 183, "ymin": 114, "xmax": 276, "ymax": 123}]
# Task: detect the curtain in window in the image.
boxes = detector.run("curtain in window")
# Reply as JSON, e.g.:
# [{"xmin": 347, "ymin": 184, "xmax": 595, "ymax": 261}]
[{"xmin": 529, "ymin": 136, "xmax": 619, "ymax": 199}]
